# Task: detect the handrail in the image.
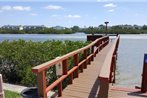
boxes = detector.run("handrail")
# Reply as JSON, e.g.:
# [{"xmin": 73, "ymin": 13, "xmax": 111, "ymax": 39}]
[
  {"xmin": 32, "ymin": 36, "xmax": 109, "ymax": 98},
  {"xmin": 32, "ymin": 36, "xmax": 109, "ymax": 73},
  {"xmin": 98, "ymin": 35, "xmax": 120, "ymax": 98},
  {"xmin": 99, "ymin": 35, "xmax": 120, "ymax": 79}
]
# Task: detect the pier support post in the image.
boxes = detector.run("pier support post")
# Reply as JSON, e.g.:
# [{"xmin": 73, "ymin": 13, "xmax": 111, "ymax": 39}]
[
  {"xmin": 37, "ymin": 71, "xmax": 47, "ymax": 98},
  {"xmin": 141, "ymin": 53, "xmax": 147, "ymax": 93},
  {"xmin": 98, "ymin": 77, "xmax": 109, "ymax": 98},
  {"xmin": 0, "ymin": 74, "xmax": 4, "ymax": 98}
]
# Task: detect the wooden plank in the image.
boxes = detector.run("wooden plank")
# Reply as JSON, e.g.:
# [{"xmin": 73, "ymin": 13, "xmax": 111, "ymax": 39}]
[{"xmin": 62, "ymin": 90, "xmax": 97, "ymax": 98}]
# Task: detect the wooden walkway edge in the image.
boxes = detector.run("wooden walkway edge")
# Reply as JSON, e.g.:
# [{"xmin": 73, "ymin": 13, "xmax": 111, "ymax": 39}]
[
  {"xmin": 109, "ymin": 86, "xmax": 147, "ymax": 98},
  {"xmin": 57, "ymin": 42, "xmax": 114, "ymax": 98}
]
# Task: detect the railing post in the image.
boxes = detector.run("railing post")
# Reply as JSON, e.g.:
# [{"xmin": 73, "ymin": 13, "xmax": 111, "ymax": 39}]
[
  {"xmin": 0, "ymin": 74, "xmax": 4, "ymax": 98},
  {"xmin": 113, "ymin": 55, "xmax": 116, "ymax": 83},
  {"xmin": 62, "ymin": 59, "xmax": 68, "ymax": 75},
  {"xmin": 69, "ymin": 74, "xmax": 73, "ymax": 84},
  {"xmin": 91, "ymin": 46, "xmax": 94, "ymax": 61},
  {"xmin": 109, "ymin": 57, "xmax": 113, "ymax": 83},
  {"xmin": 63, "ymin": 59, "xmax": 73, "ymax": 84},
  {"xmin": 37, "ymin": 71, "xmax": 47, "ymax": 98},
  {"xmin": 98, "ymin": 78, "xmax": 109, "ymax": 98},
  {"xmin": 109, "ymin": 55, "xmax": 116, "ymax": 83},
  {"xmin": 141, "ymin": 53, "xmax": 147, "ymax": 93},
  {"xmin": 95, "ymin": 43, "xmax": 99, "ymax": 57},
  {"xmin": 99, "ymin": 41, "xmax": 102, "ymax": 51},
  {"xmin": 83, "ymin": 50, "xmax": 87, "ymax": 69},
  {"xmin": 74, "ymin": 54, "xmax": 79, "ymax": 78},
  {"xmin": 57, "ymin": 59, "xmax": 68, "ymax": 96},
  {"xmin": 115, "ymin": 37, "xmax": 119, "ymax": 60},
  {"xmin": 80, "ymin": 64, "xmax": 84, "ymax": 72},
  {"xmin": 58, "ymin": 82, "xmax": 62, "ymax": 97}
]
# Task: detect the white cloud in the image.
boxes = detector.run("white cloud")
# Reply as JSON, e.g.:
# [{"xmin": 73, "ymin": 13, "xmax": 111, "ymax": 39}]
[
  {"xmin": 13, "ymin": 6, "xmax": 31, "ymax": 11},
  {"xmin": 1, "ymin": 5, "xmax": 12, "ymax": 11},
  {"xmin": 104, "ymin": 3, "xmax": 117, "ymax": 8},
  {"xmin": 30, "ymin": 13, "xmax": 38, "ymax": 16},
  {"xmin": 0, "ymin": 5, "xmax": 31, "ymax": 11},
  {"xmin": 45, "ymin": 5, "xmax": 63, "ymax": 10},
  {"xmin": 67, "ymin": 14, "xmax": 81, "ymax": 18},
  {"xmin": 108, "ymin": 9, "xmax": 114, "ymax": 12}
]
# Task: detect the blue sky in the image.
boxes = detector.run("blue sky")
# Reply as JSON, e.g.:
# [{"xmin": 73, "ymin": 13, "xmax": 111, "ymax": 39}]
[{"xmin": 0, "ymin": 0, "xmax": 147, "ymax": 27}]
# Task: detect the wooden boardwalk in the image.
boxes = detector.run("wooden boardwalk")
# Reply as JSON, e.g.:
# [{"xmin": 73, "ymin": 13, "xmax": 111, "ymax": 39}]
[
  {"xmin": 32, "ymin": 35, "xmax": 147, "ymax": 98},
  {"xmin": 57, "ymin": 42, "xmax": 113, "ymax": 98}
]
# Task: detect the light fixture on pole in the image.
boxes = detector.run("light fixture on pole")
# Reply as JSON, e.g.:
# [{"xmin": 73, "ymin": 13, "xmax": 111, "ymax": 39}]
[{"xmin": 104, "ymin": 21, "xmax": 109, "ymax": 35}]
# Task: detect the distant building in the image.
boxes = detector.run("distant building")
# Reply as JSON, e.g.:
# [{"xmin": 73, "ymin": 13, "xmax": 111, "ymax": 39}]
[
  {"xmin": 1, "ymin": 25, "xmax": 23, "ymax": 30},
  {"xmin": 133, "ymin": 25, "xmax": 142, "ymax": 29},
  {"xmin": 118, "ymin": 25, "xmax": 142, "ymax": 29},
  {"xmin": 52, "ymin": 26, "xmax": 65, "ymax": 30},
  {"xmin": 1, "ymin": 25, "xmax": 46, "ymax": 30},
  {"xmin": 23, "ymin": 25, "xmax": 46, "ymax": 30},
  {"xmin": 19, "ymin": 25, "xmax": 23, "ymax": 30}
]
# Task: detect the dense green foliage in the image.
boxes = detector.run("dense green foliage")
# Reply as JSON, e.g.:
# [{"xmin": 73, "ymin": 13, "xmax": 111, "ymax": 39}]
[
  {"xmin": 5, "ymin": 90, "xmax": 20, "ymax": 98},
  {"xmin": 0, "ymin": 40, "xmax": 89, "ymax": 86},
  {"xmin": 1, "ymin": 24, "xmax": 147, "ymax": 34},
  {"xmin": 82, "ymin": 25, "xmax": 147, "ymax": 34},
  {"xmin": 0, "ymin": 28, "xmax": 73, "ymax": 34}
]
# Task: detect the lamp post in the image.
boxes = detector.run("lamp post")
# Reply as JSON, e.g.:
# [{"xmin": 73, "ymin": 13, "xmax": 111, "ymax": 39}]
[{"xmin": 104, "ymin": 21, "xmax": 109, "ymax": 35}]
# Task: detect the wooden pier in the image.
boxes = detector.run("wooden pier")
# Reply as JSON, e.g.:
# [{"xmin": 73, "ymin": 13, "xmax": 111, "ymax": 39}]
[{"xmin": 32, "ymin": 35, "xmax": 147, "ymax": 98}]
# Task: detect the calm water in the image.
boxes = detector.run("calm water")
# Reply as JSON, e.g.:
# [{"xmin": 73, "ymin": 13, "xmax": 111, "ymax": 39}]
[
  {"xmin": 0, "ymin": 33, "xmax": 147, "ymax": 87},
  {"xmin": 0, "ymin": 33, "xmax": 86, "ymax": 42},
  {"xmin": 116, "ymin": 38, "xmax": 147, "ymax": 87}
]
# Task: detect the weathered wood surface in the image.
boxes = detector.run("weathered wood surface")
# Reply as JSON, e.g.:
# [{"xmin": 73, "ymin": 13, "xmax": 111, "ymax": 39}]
[{"xmin": 57, "ymin": 42, "xmax": 113, "ymax": 98}]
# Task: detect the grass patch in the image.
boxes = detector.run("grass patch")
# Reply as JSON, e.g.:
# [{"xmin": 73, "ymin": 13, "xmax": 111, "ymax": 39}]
[{"xmin": 4, "ymin": 90, "xmax": 20, "ymax": 98}]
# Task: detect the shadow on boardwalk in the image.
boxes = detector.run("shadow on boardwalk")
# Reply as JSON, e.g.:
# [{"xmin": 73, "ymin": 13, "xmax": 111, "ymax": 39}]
[
  {"xmin": 88, "ymin": 77, "xmax": 99, "ymax": 98},
  {"xmin": 110, "ymin": 87, "xmax": 147, "ymax": 98},
  {"xmin": 128, "ymin": 91, "xmax": 147, "ymax": 98}
]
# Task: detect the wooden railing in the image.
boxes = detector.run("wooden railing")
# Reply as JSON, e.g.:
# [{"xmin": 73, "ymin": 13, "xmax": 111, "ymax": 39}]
[
  {"xmin": 109, "ymin": 35, "xmax": 120, "ymax": 83},
  {"xmin": 98, "ymin": 35, "xmax": 120, "ymax": 98},
  {"xmin": 32, "ymin": 36, "xmax": 109, "ymax": 98}
]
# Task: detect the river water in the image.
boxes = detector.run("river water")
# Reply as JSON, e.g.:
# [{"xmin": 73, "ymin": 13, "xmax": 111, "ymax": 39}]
[
  {"xmin": 0, "ymin": 33, "xmax": 147, "ymax": 87},
  {"xmin": 116, "ymin": 37, "xmax": 147, "ymax": 87},
  {"xmin": 0, "ymin": 33, "xmax": 86, "ymax": 42}
]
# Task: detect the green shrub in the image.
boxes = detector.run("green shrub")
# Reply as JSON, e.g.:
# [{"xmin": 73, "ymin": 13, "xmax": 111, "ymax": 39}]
[{"xmin": 0, "ymin": 40, "xmax": 90, "ymax": 86}]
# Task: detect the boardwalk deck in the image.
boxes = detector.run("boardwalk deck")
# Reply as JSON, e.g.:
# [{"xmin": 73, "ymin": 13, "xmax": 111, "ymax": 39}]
[{"xmin": 57, "ymin": 42, "xmax": 113, "ymax": 98}]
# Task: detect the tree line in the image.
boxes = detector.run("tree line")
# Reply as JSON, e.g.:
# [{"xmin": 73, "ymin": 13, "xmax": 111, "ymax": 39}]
[{"xmin": 0, "ymin": 24, "xmax": 147, "ymax": 34}]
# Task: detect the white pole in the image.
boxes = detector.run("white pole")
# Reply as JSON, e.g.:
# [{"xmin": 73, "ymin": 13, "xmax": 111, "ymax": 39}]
[{"xmin": 0, "ymin": 74, "xmax": 4, "ymax": 98}]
